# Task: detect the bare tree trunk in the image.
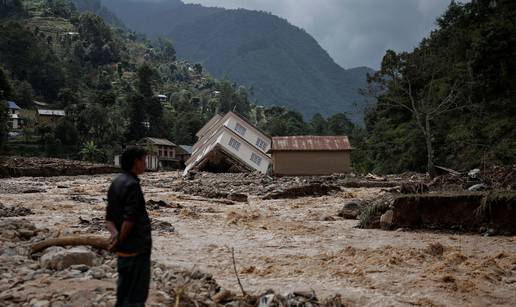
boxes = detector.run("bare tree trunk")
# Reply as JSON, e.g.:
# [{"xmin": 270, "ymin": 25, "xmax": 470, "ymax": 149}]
[
  {"xmin": 425, "ymin": 115, "xmax": 436, "ymax": 177},
  {"xmin": 31, "ymin": 235, "xmax": 109, "ymax": 254}
]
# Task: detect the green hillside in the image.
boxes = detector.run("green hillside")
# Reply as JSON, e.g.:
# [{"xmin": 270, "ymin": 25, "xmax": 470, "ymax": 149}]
[
  {"xmin": 101, "ymin": 0, "xmax": 374, "ymax": 121},
  {"xmin": 0, "ymin": 0, "xmax": 359, "ymax": 160}
]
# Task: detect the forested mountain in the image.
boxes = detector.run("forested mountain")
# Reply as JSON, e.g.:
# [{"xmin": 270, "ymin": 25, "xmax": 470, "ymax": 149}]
[
  {"xmin": 358, "ymin": 0, "xmax": 516, "ymax": 173},
  {"xmin": 0, "ymin": 0, "xmax": 357, "ymax": 161},
  {"xmin": 101, "ymin": 0, "xmax": 374, "ymax": 121}
]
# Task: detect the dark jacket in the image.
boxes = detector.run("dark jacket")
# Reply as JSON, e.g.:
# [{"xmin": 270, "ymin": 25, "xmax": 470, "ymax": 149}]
[{"xmin": 106, "ymin": 172, "xmax": 152, "ymax": 254}]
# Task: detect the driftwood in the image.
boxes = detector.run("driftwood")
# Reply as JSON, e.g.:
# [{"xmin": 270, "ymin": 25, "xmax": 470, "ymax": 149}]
[
  {"xmin": 31, "ymin": 235, "xmax": 110, "ymax": 254},
  {"xmin": 176, "ymin": 195, "xmax": 236, "ymax": 205}
]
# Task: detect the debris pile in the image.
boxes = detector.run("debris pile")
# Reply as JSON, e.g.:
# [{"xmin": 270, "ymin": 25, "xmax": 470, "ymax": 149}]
[
  {"xmin": 357, "ymin": 193, "xmax": 395, "ymax": 229},
  {"xmin": 263, "ymin": 184, "xmax": 341, "ymax": 200},
  {"xmin": 0, "ymin": 156, "xmax": 118, "ymax": 178},
  {"xmin": 0, "ymin": 203, "xmax": 33, "ymax": 218},
  {"xmin": 429, "ymin": 165, "xmax": 516, "ymax": 191}
]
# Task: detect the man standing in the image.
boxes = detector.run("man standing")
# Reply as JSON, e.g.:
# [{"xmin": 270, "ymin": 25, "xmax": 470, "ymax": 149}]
[{"xmin": 106, "ymin": 147, "xmax": 152, "ymax": 307}]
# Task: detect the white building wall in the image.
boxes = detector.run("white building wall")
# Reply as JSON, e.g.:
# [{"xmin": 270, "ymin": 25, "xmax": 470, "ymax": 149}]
[
  {"xmin": 223, "ymin": 115, "xmax": 271, "ymax": 154},
  {"xmin": 218, "ymin": 131, "xmax": 270, "ymax": 173}
]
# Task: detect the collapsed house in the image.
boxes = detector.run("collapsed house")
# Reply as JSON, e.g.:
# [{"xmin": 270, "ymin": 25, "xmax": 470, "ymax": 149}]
[
  {"xmin": 184, "ymin": 112, "xmax": 272, "ymax": 175},
  {"xmin": 269, "ymin": 136, "xmax": 352, "ymax": 176}
]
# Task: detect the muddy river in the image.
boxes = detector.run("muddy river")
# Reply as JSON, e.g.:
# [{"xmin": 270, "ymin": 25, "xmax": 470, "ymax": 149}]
[{"xmin": 1, "ymin": 171, "xmax": 515, "ymax": 306}]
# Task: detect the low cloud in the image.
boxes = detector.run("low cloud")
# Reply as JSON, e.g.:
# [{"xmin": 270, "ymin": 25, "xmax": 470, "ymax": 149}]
[{"xmin": 182, "ymin": 0, "xmax": 457, "ymax": 69}]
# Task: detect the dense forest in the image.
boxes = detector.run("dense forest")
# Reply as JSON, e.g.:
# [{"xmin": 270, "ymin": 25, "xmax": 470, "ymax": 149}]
[
  {"xmin": 1, "ymin": 0, "xmax": 514, "ymax": 174},
  {"xmin": 101, "ymin": 0, "xmax": 374, "ymax": 121},
  {"xmin": 358, "ymin": 0, "xmax": 516, "ymax": 173},
  {"xmin": 0, "ymin": 0, "xmax": 356, "ymax": 163}
]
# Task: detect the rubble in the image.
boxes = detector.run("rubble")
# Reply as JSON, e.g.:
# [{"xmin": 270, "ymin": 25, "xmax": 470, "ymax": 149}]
[
  {"xmin": 390, "ymin": 192, "xmax": 516, "ymax": 233},
  {"xmin": 263, "ymin": 184, "xmax": 341, "ymax": 200},
  {"xmin": 337, "ymin": 201, "xmax": 361, "ymax": 219},
  {"xmin": 40, "ymin": 246, "xmax": 97, "ymax": 270},
  {"xmin": 0, "ymin": 203, "xmax": 33, "ymax": 217},
  {"xmin": 357, "ymin": 193, "xmax": 395, "ymax": 229},
  {"xmin": 0, "ymin": 156, "xmax": 118, "ymax": 178}
]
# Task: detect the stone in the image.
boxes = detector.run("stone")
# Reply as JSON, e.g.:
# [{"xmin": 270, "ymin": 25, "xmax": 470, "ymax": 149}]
[
  {"xmin": 380, "ymin": 210, "xmax": 394, "ymax": 230},
  {"xmin": 227, "ymin": 193, "xmax": 248, "ymax": 202},
  {"xmin": 338, "ymin": 201, "xmax": 361, "ymax": 219},
  {"xmin": 19, "ymin": 229, "xmax": 35, "ymax": 239},
  {"xmin": 70, "ymin": 264, "xmax": 90, "ymax": 273},
  {"xmin": 40, "ymin": 246, "xmax": 96, "ymax": 270},
  {"xmin": 322, "ymin": 215, "xmax": 336, "ymax": 221},
  {"xmin": 468, "ymin": 183, "xmax": 488, "ymax": 191},
  {"xmin": 29, "ymin": 299, "xmax": 50, "ymax": 307},
  {"xmin": 468, "ymin": 168, "xmax": 480, "ymax": 179},
  {"xmin": 90, "ymin": 267, "xmax": 106, "ymax": 279}
]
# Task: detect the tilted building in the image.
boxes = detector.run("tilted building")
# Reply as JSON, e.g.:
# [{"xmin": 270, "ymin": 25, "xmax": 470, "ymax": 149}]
[{"xmin": 184, "ymin": 112, "xmax": 272, "ymax": 175}]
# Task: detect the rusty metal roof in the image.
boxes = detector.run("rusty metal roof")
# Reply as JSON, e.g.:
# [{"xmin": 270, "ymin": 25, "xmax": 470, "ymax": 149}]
[{"xmin": 271, "ymin": 136, "xmax": 352, "ymax": 151}]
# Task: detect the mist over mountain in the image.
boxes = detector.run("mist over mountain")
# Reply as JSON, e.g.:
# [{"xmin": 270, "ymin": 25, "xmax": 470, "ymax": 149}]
[{"xmin": 101, "ymin": 0, "xmax": 374, "ymax": 121}]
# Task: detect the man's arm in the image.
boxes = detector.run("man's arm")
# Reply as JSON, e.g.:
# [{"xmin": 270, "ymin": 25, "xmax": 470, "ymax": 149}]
[
  {"xmin": 106, "ymin": 220, "xmax": 119, "ymax": 251},
  {"xmin": 118, "ymin": 220, "xmax": 135, "ymax": 243}
]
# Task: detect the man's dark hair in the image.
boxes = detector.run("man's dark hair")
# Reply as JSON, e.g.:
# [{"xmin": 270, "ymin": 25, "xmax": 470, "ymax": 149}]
[{"xmin": 120, "ymin": 146, "xmax": 148, "ymax": 172}]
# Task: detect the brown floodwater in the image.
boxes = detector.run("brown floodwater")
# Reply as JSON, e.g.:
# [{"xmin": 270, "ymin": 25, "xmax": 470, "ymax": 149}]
[{"xmin": 1, "ymin": 171, "xmax": 515, "ymax": 306}]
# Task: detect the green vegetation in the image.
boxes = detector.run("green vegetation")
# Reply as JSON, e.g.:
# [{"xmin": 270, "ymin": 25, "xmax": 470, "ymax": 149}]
[
  {"xmin": 0, "ymin": 0, "xmax": 357, "ymax": 163},
  {"xmin": 356, "ymin": 0, "xmax": 516, "ymax": 174},
  {"xmin": 101, "ymin": 0, "xmax": 374, "ymax": 121}
]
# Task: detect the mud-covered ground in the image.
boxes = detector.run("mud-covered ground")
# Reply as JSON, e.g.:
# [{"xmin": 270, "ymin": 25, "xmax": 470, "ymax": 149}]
[{"xmin": 1, "ymin": 171, "xmax": 516, "ymax": 306}]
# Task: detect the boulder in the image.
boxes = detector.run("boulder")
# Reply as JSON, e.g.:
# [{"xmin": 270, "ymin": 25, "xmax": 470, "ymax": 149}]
[
  {"xmin": 468, "ymin": 183, "xmax": 488, "ymax": 191},
  {"xmin": 380, "ymin": 210, "xmax": 394, "ymax": 230},
  {"xmin": 40, "ymin": 246, "xmax": 96, "ymax": 270},
  {"xmin": 338, "ymin": 201, "xmax": 361, "ymax": 219},
  {"xmin": 227, "ymin": 193, "xmax": 248, "ymax": 203}
]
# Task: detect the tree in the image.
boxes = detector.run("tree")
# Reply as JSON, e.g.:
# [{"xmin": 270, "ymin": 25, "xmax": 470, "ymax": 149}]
[
  {"xmin": 137, "ymin": 64, "xmax": 155, "ymax": 98},
  {"xmin": 309, "ymin": 113, "xmax": 328, "ymax": 135},
  {"xmin": 126, "ymin": 93, "xmax": 147, "ymax": 141},
  {"xmin": 327, "ymin": 113, "xmax": 354, "ymax": 135},
  {"xmin": 0, "ymin": 0, "xmax": 24, "ymax": 18},
  {"xmin": 193, "ymin": 63, "xmax": 203, "ymax": 74},
  {"xmin": 15, "ymin": 81, "xmax": 33, "ymax": 108},
  {"xmin": 366, "ymin": 49, "xmax": 468, "ymax": 176},
  {"xmin": 77, "ymin": 12, "xmax": 120, "ymax": 65},
  {"xmin": 80, "ymin": 140, "xmax": 103, "ymax": 162},
  {"xmin": 153, "ymin": 37, "xmax": 176, "ymax": 62},
  {"xmin": 55, "ymin": 118, "xmax": 79, "ymax": 146},
  {"xmin": 0, "ymin": 67, "xmax": 13, "ymax": 146}
]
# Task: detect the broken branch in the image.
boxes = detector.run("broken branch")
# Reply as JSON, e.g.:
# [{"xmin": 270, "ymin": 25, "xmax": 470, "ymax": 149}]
[
  {"xmin": 230, "ymin": 247, "xmax": 246, "ymax": 297},
  {"xmin": 31, "ymin": 235, "xmax": 110, "ymax": 254}
]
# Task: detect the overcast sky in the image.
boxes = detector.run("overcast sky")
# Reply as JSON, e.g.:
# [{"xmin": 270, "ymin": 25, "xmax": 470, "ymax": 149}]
[{"xmin": 182, "ymin": 0, "xmax": 457, "ymax": 69}]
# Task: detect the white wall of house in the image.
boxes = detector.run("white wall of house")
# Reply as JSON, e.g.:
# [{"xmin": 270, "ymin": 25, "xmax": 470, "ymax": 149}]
[
  {"xmin": 223, "ymin": 115, "xmax": 270, "ymax": 154},
  {"xmin": 185, "ymin": 112, "xmax": 272, "ymax": 175},
  {"xmin": 218, "ymin": 131, "xmax": 271, "ymax": 173}
]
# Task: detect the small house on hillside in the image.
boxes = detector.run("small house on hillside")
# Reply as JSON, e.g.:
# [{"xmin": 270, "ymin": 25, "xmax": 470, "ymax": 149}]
[
  {"xmin": 184, "ymin": 111, "xmax": 272, "ymax": 175},
  {"xmin": 37, "ymin": 109, "xmax": 65, "ymax": 125},
  {"xmin": 136, "ymin": 137, "xmax": 181, "ymax": 169},
  {"xmin": 6, "ymin": 101, "xmax": 22, "ymax": 130},
  {"xmin": 268, "ymin": 136, "xmax": 352, "ymax": 176}
]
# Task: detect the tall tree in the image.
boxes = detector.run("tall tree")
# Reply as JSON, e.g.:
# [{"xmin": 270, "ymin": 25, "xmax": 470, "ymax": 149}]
[{"xmin": 309, "ymin": 113, "xmax": 328, "ymax": 135}]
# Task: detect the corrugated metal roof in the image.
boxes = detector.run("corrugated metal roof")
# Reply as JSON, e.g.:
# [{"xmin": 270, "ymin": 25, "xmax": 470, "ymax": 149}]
[
  {"xmin": 179, "ymin": 145, "xmax": 193, "ymax": 154},
  {"xmin": 6, "ymin": 101, "xmax": 20, "ymax": 110},
  {"xmin": 37, "ymin": 109, "xmax": 65, "ymax": 116},
  {"xmin": 271, "ymin": 136, "xmax": 352, "ymax": 151},
  {"xmin": 139, "ymin": 137, "xmax": 176, "ymax": 146}
]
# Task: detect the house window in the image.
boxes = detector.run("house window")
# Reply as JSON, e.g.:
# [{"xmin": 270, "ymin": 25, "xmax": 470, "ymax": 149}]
[
  {"xmin": 164, "ymin": 150, "xmax": 168, "ymax": 157},
  {"xmin": 158, "ymin": 150, "xmax": 162, "ymax": 156},
  {"xmin": 256, "ymin": 138, "xmax": 267, "ymax": 151},
  {"xmin": 250, "ymin": 153, "xmax": 262, "ymax": 166},
  {"xmin": 228, "ymin": 138, "xmax": 241, "ymax": 151},
  {"xmin": 234, "ymin": 123, "xmax": 246, "ymax": 136}
]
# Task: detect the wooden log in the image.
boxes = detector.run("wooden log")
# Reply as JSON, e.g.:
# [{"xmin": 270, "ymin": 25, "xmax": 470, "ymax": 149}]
[{"xmin": 31, "ymin": 235, "xmax": 110, "ymax": 254}]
